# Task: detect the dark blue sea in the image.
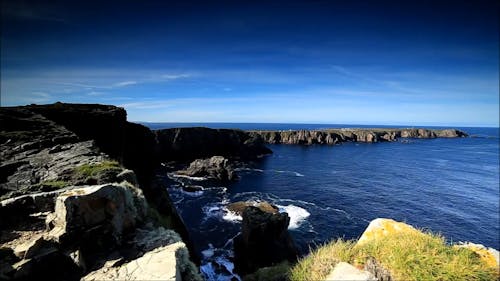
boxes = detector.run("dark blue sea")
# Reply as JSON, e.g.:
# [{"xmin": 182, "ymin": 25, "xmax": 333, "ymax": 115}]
[{"xmin": 145, "ymin": 123, "xmax": 500, "ymax": 280}]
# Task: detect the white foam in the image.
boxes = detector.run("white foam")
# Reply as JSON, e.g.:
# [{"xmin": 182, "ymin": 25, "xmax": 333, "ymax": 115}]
[
  {"xmin": 180, "ymin": 189, "xmax": 204, "ymax": 197},
  {"xmin": 277, "ymin": 204, "xmax": 310, "ymax": 230},
  {"xmin": 168, "ymin": 173, "xmax": 208, "ymax": 181},
  {"xmin": 222, "ymin": 209, "xmax": 243, "ymax": 222},
  {"xmin": 274, "ymin": 170, "xmax": 305, "ymax": 177},
  {"xmin": 202, "ymin": 205, "xmax": 223, "ymax": 220},
  {"xmin": 202, "ymin": 244, "xmax": 215, "ymax": 259},
  {"xmin": 234, "ymin": 167, "xmax": 264, "ymax": 172}
]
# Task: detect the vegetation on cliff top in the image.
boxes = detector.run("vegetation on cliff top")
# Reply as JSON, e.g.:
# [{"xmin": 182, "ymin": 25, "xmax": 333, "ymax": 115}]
[
  {"xmin": 290, "ymin": 230, "xmax": 498, "ymax": 281},
  {"xmin": 73, "ymin": 160, "xmax": 122, "ymax": 184}
]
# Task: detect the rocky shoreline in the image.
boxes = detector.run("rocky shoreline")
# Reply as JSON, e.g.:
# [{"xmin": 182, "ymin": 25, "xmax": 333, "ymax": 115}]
[
  {"xmin": 0, "ymin": 103, "xmax": 271, "ymax": 280},
  {"xmin": 250, "ymin": 128, "xmax": 467, "ymax": 145},
  {"xmin": 1, "ymin": 102, "xmax": 489, "ymax": 281}
]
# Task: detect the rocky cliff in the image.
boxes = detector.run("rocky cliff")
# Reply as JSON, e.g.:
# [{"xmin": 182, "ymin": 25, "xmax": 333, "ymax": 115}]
[
  {"xmin": 0, "ymin": 103, "xmax": 201, "ymax": 280},
  {"xmin": 250, "ymin": 128, "xmax": 467, "ymax": 145},
  {"xmin": 154, "ymin": 127, "xmax": 272, "ymax": 161}
]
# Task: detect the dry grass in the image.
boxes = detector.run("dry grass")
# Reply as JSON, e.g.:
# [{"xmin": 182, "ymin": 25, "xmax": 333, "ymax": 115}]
[{"xmin": 290, "ymin": 231, "xmax": 498, "ymax": 281}]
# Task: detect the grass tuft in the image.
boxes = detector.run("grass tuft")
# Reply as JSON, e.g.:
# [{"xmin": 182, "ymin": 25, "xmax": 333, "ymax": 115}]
[
  {"xmin": 73, "ymin": 160, "xmax": 121, "ymax": 177},
  {"xmin": 290, "ymin": 239, "xmax": 356, "ymax": 281},
  {"xmin": 38, "ymin": 180, "xmax": 68, "ymax": 190},
  {"xmin": 72, "ymin": 160, "xmax": 123, "ymax": 184},
  {"xmin": 290, "ymin": 231, "xmax": 498, "ymax": 281},
  {"xmin": 243, "ymin": 261, "xmax": 291, "ymax": 281}
]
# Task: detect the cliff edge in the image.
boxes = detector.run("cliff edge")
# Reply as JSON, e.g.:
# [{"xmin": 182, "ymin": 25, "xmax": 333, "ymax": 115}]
[
  {"xmin": 250, "ymin": 128, "xmax": 467, "ymax": 145},
  {"xmin": 0, "ymin": 103, "xmax": 200, "ymax": 280}
]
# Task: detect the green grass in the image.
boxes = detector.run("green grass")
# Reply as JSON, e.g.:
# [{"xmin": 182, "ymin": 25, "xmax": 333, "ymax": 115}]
[
  {"xmin": 290, "ymin": 232, "xmax": 498, "ymax": 281},
  {"xmin": 243, "ymin": 261, "xmax": 291, "ymax": 281},
  {"xmin": 290, "ymin": 239, "xmax": 356, "ymax": 281},
  {"xmin": 73, "ymin": 160, "xmax": 121, "ymax": 177},
  {"xmin": 38, "ymin": 180, "xmax": 68, "ymax": 190}
]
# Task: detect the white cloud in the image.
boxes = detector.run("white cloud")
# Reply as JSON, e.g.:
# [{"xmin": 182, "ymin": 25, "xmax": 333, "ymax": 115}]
[
  {"xmin": 113, "ymin": 81, "xmax": 137, "ymax": 87},
  {"xmin": 161, "ymin": 74, "xmax": 191, "ymax": 80},
  {"xmin": 87, "ymin": 91, "xmax": 106, "ymax": 96}
]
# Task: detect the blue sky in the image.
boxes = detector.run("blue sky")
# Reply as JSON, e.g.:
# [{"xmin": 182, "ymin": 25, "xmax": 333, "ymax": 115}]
[{"xmin": 1, "ymin": 0, "xmax": 498, "ymax": 126}]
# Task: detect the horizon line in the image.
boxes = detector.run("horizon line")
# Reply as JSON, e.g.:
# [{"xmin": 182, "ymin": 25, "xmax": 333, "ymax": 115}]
[{"xmin": 133, "ymin": 121, "xmax": 499, "ymax": 128}]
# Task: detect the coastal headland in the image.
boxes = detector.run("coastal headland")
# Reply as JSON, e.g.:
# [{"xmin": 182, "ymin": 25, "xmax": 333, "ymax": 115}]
[{"xmin": 1, "ymin": 102, "xmax": 495, "ymax": 281}]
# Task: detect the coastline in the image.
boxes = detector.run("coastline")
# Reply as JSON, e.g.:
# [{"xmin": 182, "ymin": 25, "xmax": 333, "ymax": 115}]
[{"xmin": 1, "ymin": 102, "xmax": 497, "ymax": 281}]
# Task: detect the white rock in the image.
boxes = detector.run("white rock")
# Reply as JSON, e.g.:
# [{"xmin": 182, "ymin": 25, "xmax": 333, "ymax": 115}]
[
  {"xmin": 81, "ymin": 241, "xmax": 186, "ymax": 281},
  {"xmin": 325, "ymin": 262, "xmax": 376, "ymax": 281}
]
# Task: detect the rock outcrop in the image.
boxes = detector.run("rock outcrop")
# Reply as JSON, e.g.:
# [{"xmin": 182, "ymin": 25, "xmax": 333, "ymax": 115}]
[
  {"xmin": 353, "ymin": 218, "xmax": 499, "ymax": 280},
  {"xmin": 45, "ymin": 183, "xmax": 148, "ymax": 245},
  {"xmin": 233, "ymin": 206, "xmax": 298, "ymax": 275},
  {"xmin": 325, "ymin": 262, "xmax": 376, "ymax": 281},
  {"xmin": 250, "ymin": 128, "xmax": 468, "ymax": 145},
  {"xmin": 176, "ymin": 156, "xmax": 237, "ymax": 181},
  {"xmin": 0, "ymin": 104, "xmax": 201, "ymax": 280},
  {"xmin": 226, "ymin": 201, "xmax": 279, "ymax": 216},
  {"xmin": 82, "ymin": 227, "xmax": 201, "ymax": 281},
  {"xmin": 23, "ymin": 103, "xmax": 157, "ymax": 188},
  {"xmin": 155, "ymin": 127, "xmax": 272, "ymax": 161}
]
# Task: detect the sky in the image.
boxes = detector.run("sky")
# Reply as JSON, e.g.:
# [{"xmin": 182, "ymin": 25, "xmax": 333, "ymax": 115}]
[{"xmin": 1, "ymin": 0, "xmax": 498, "ymax": 126}]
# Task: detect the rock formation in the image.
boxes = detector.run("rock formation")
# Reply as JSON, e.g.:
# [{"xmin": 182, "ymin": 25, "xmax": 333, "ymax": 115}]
[
  {"xmin": 250, "ymin": 128, "xmax": 468, "ymax": 145},
  {"xmin": 226, "ymin": 201, "xmax": 279, "ymax": 215},
  {"xmin": 0, "ymin": 104, "xmax": 201, "ymax": 280},
  {"xmin": 176, "ymin": 156, "xmax": 237, "ymax": 181},
  {"xmin": 154, "ymin": 127, "xmax": 272, "ymax": 161},
  {"xmin": 233, "ymin": 206, "xmax": 298, "ymax": 275}
]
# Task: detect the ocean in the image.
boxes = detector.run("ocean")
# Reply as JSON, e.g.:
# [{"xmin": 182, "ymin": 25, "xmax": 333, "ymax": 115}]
[{"xmin": 144, "ymin": 123, "xmax": 500, "ymax": 280}]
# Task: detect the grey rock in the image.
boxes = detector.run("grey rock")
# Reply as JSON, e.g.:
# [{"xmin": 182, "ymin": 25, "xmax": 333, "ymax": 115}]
[
  {"xmin": 176, "ymin": 156, "xmax": 237, "ymax": 181},
  {"xmin": 234, "ymin": 206, "xmax": 298, "ymax": 275},
  {"xmin": 46, "ymin": 183, "xmax": 148, "ymax": 245},
  {"xmin": 251, "ymin": 128, "xmax": 468, "ymax": 146},
  {"xmin": 116, "ymin": 169, "xmax": 138, "ymax": 187}
]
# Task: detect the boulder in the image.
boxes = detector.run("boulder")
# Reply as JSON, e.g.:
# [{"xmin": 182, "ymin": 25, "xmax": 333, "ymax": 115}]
[
  {"xmin": 82, "ymin": 242, "xmax": 184, "ymax": 281},
  {"xmin": 234, "ymin": 206, "xmax": 298, "ymax": 275},
  {"xmin": 176, "ymin": 156, "xmax": 237, "ymax": 181},
  {"xmin": 226, "ymin": 201, "xmax": 278, "ymax": 216},
  {"xmin": 357, "ymin": 218, "xmax": 420, "ymax": 245},
  {"xmin": 325, "ymin": 262, "xmax": 376, "ymax": 281},
  {"xmin": 82, "ymin": 227, "xmax": 202, "ymax": 281},
  {"xmin": 46, "ymin": 183, "xmax": 148, "ymax": 245}
]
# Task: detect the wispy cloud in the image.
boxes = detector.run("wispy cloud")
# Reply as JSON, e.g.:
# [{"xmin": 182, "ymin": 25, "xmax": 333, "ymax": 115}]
[
  {"xmin": 22, "ymin": 91, "xmax": 52, "ymax": 103},
  {"xmin": 113, "ymin": 81, "xmax": 137, "ymax": 87},
  {"xmin": 87, "ymin": 91, "xmax": 107, "ymax": 96},
  {"xmin": 161, "ymin": 74, "xmax": 192, "ymax": 80}
]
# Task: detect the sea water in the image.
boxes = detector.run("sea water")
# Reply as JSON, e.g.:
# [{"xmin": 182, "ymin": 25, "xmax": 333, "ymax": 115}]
[{"xmin": 149, "ymin": 124, "xmax": 499, "ymax": 280}]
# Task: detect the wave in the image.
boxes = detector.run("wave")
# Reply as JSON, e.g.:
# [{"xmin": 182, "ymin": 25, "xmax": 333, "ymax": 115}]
[
  {"xmin": 168, "ymin": 173, "xmax": 208, "ymax": 181},
  {"xmin": 180, "ymin": 189, "xmax": 204, "ymax": 197},
  {"xmin": 234, "ymin": 167, "xmax": 264, "ymax": 172},
  {"xmin": 222, "ymin": 210, "xmax": 243, "ymax": 222},
  {"xmin": 277, "ymin": 204, "xmax": 311, "ymax": 230},
  {"xmin": 273, "ymin": 170, "xmax": 305, "ymax": 177},
  {"xmin": 200, "ymin": 239, "xmax": 241, "ymax": 281},
  {"xmin": 202, "ymin": 243, "xmax": 215, "ymax": 259}
]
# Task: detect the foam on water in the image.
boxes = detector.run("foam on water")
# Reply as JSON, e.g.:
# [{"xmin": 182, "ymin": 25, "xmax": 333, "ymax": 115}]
[
  {"xmin": 168, "ymin": 173, "xmax": 208, "ymax": 181},
  {"xmin": 222, "ymin": 209, "xmax": 243, "ymax": 222},
  {"xmin": 234, "ymin": 167, "xmax": 264, "ymax": 172},
  {"xmin": 277, "ymin": 204, "xmax": 311, "ymax": 230},
  {"xmin": 202, "ymin": 244, "xmax": 215, "ymax": 258},
  {"xmin": 180, "ymin": 189, "xmax": 204, "ymax": 197},
  {"xmin": 274, "ymin": 170, "xmax": 305, "ymax": 177}
]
